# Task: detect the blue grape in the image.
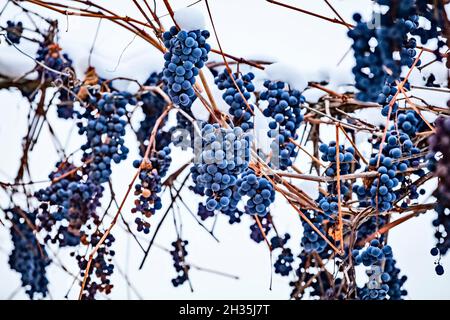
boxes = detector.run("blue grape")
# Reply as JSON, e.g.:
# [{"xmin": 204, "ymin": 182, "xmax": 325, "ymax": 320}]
[
  {"xmin": 320, "ymin": 142, "xmax": 357, "ymax": 177},
  {"xmin": 131, "ymin": 149, "xmax": 171, "ymax": 234},
  {"xmin": 413, "ymin": 0, "xmax": 446, "ymax": 60},
  {"xmin": 197, "ymin": 203, "xmax": 215, "ymax": 221},
  {"xmin": 77, "ymin": 231, "xmax": 115, "ymax": 300},
  {"xmin": 5, "ymin": 21, "xmax": 23, "ymax": 44},
  {"xmin": 354, "ymin": 125, "xmax": 422, "ymax": 212},
  {"xmin": 36, "ymin": 161, "xmax": 104, "ymax": 247},
  {"xmin": 170, "ymin": 239, "xmax": 190, "ymax": 287},
  {"xmin": 260, "ymin": 80, "xmax": 305, "ymax": 169},
  {"xmin": 6, "ymin": 208, "xmax": 50, "ymax": 299},
  {"xmin": 435, "ymin": 264, "xmax": 445, "ymax": 276},
  {"xmin": 428, "ymin": 116, "xmax": 450, "ymax": 267},
  {"xmin": 300, "ymin": 205, "xmax": 334, "ymax": 256},
  {"xmin": 384, "ymin": 255, "xmax": 408, "ymax": 299},
  {"xmin": 215, "ymin": 70, "xmax": 255, "ymax": 131},
  {"xmin": 319, "ymin": 141, "xmax": 359, "ymax": 198},
  {"xmin": 249, "ymin": 215, "xmax": 272, "ymax": 243},
  {"xmin": 352, "ymin": 240, "xmax": 392, "ymax": 267},
  {"xmin": 271, "ymin": 233, "xmax": 293, "ymax": 277},
  {"xmin": 77, "ymin": 91, "xmax": 135, "ymax": 184},
  {"xmin": 191, "ymin": 124, "xmax": 251, "ymax": 212},
  {"xmin": 237, "ymin": 169, "xmax": 275, "ymax": 217},
  {"xmin": 274, "ymin": 248, "xmax": 294, "ymax": 276},
  {"xmin": 270, "ymin": 233, "xmax": 291, "ymax": 249},
  {"xmin": 162, "ymin": 26, "xmax": 210, "ymax": 108},
  {"xmin": 356, "ymin": 244, "xmax": 407, "ymax": 300},
  {"xmin": 36, "ymin": 42, "xmax": 73, "ymax": 81},
  {"xmin": 348, "ymin": 3, "xmax": 420, "ymax": 102}
]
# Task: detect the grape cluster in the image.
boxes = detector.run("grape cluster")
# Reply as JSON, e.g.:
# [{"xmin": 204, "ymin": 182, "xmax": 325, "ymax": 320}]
[
  {"xmin": 352, "ymin": 239, "xmax": 393, "ymax": 267},
  {"xmin": 375, "ymin": 0, "xmax": 419, "ymax": 72},
  {"xmin": 249, "ymin": 215, "xmax": 272, "ymax": 243},
  {"xmin": 397, "ymin": 110, "xmax": 425, "ymax": 137},
  {"xmin": 358, "ymin": 260, "xmax": 407, "ymax": 299},
  {"xmin": 137, "ymin": 72, "xmax": 170, "ymax": 155},
  {"xmin": 274, "ymin": 248, "xmax": 294, "ymax": 276},
  {"xmin": 354, "ymin": 240, "xmax": 393, "ymax": 300},
  {"xmin": 384, "ymin": 255, "xmax": 408, "ymax": 299},
  {"xmin": 131, "ymin": 147, "xmax": 172, "ymax": 234},
  {"xmin": 355, "ymin": 215, "xmax": 388, "ymax": 246},
  {"xmin": 354, "ymin": 127, "xmax": 421, "ymax": 212},
  {"xmin": 353, "ymin": 239, "xmax": 407, "ymax": 300},
  {"xmin": 215, "ymin": 70, "xmax": 255, "ymax": 131},
  {"xmin": 197, "ymin": 203, "xmax": 214, "ymax": 221},
  {"xmin": 151, "ymin": 146, "xmax": 173, "ymax": 177},
  {"xmin": 348, "ymin": 14, "xmax": 385, "ymax": 102},
  {"xmin": 7, "ymin": 208, "xmax": 50, "ymax": 299},
  {"xmin": 290, "ymin": 251, "xmax": 343, "ymax": 299},
  {"xmin": 221, "ymin": 196, "xmax": 244, "ymax": 224},
  {"xmin": 269, "ymin": 232, "xmax": 293, "ymax": 276},
  {"xmin": 132, "ymin": 168, "xmax": 161, "ymax": 234},
  {"xmin": 260, "ymin": 80, "xmax": 305, "ymax": 169},
  {"xmin": 358, "ymin": 280, "xmax": 390, "ymax": 300},
  {"xmin": 162, "ymin": 26, "xmax": 210, "ymax": 108},
  {"xmin": 378, "ymin": 82, "xmax": 399, "ymax": 117},
  {"xmin": 301, "ymin": 222, "xmax": 327, "ymax": 253},
  {"xmin": 36, "ymin": 43, "xmax": 73, "ymax": 81},
  {"xmin": 319, "ymin": 142, "xmax": 358, "ymax": 204},
  {"xmin": 366, "ymin": 153, "xmax": 402, "ymax": 212},
  {"xmin": 320, "ymin": 142, "xmax": 356, "ymax": 178},
  {"xmin": 163, "ymin": 27, "xmax": 211, "ymax": 149},
  {"xmin": 300, "ymin": 208, "xmax": 330, "ymax": 255},
  {"xmin": 353, "ymin": 109, "xmax": 425, "ymax": 212},
  {"xmin": 77, "ymin": 232, "xmax": 115, "ymax": 300},
  {"xmin": 170, "ymin": 239, "xmax": 190, "ymax": 287},
  {"xmin": 348, "ymin": 1, "xmax": 420, "ymax": 102},
  {"xmin": 56, "ymin": 85, "xmax": 79, "ymax": 119},
  {"xmin": 378, "ymin": 80, "xmax": 413, "ymax": 118},
  {"xmin": 271, "ymin": 233, "xmax": 291, "ymax": 249},
  {"xmin": 413, "ymin": 0, "xmax": 447, "ymax": 59},
  {"xmin": 317, "ymin": 195, "xmax": 340, "ymax": 222},
  {"xmin": 428, "ymin": 116, "xmax": 450, "ymax": 273},
  {"xmin": 191, "ymin": 124, "xmax": 251, "ymax": 212},
  {"xmin": 36, "ymin": 161, "xmax": 103, "ymax": 246},
  {"xmin": 5, "ymin": 20, "xmax": 23, "ymax": 44},
  {"xmin": 56, "ymin": 75, "xmax": 110, "ymax": 120},
  {"xmin": 78, "ymin": 91, "xmax": 135, "ymax": 184},
  {"xmin": 236, "ymin": 169, "xmax": 276, "ymax": 216}
]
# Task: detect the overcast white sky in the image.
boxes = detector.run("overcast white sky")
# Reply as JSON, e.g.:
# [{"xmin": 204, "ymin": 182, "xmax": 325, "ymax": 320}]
[{"xmin": 0, "ymin": 0, "xmax": 449, "ymax": 299}]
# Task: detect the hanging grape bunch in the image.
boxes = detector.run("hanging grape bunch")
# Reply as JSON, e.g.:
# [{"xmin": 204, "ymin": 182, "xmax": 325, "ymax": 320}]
[
  {"xmin": 162, "ymin": 26, "xmax": 211, "ymax": 108},
  {"xmin": 5, "ymin": 20, "xmax": 23, "ymax": 44},
  {"xmin": 260, "ymin": 80, "xmax": 305, "ymax": 170},
  {"xmin": 191, "ymin": 124, "xmax": 251, "ymax": 212},
  {"xmin": 1, "ymin": 1, "xmax": 449, "ymax": 302},
  {"xmin": 6, "ymin": 208, "xmax": 51, "ymax": 299},
  {"xmin": 77, "ymin": 91, "xmax": 134, "ymax": 184},
  {"xmin": 215, "ymin": 69, "xmax": 256, "ymax": 131}
]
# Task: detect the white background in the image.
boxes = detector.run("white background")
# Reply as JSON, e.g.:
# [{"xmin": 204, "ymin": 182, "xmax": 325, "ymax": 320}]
[{"xmin": 0, "ymin": 0, "xmax": 449, "ymax": 299}]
